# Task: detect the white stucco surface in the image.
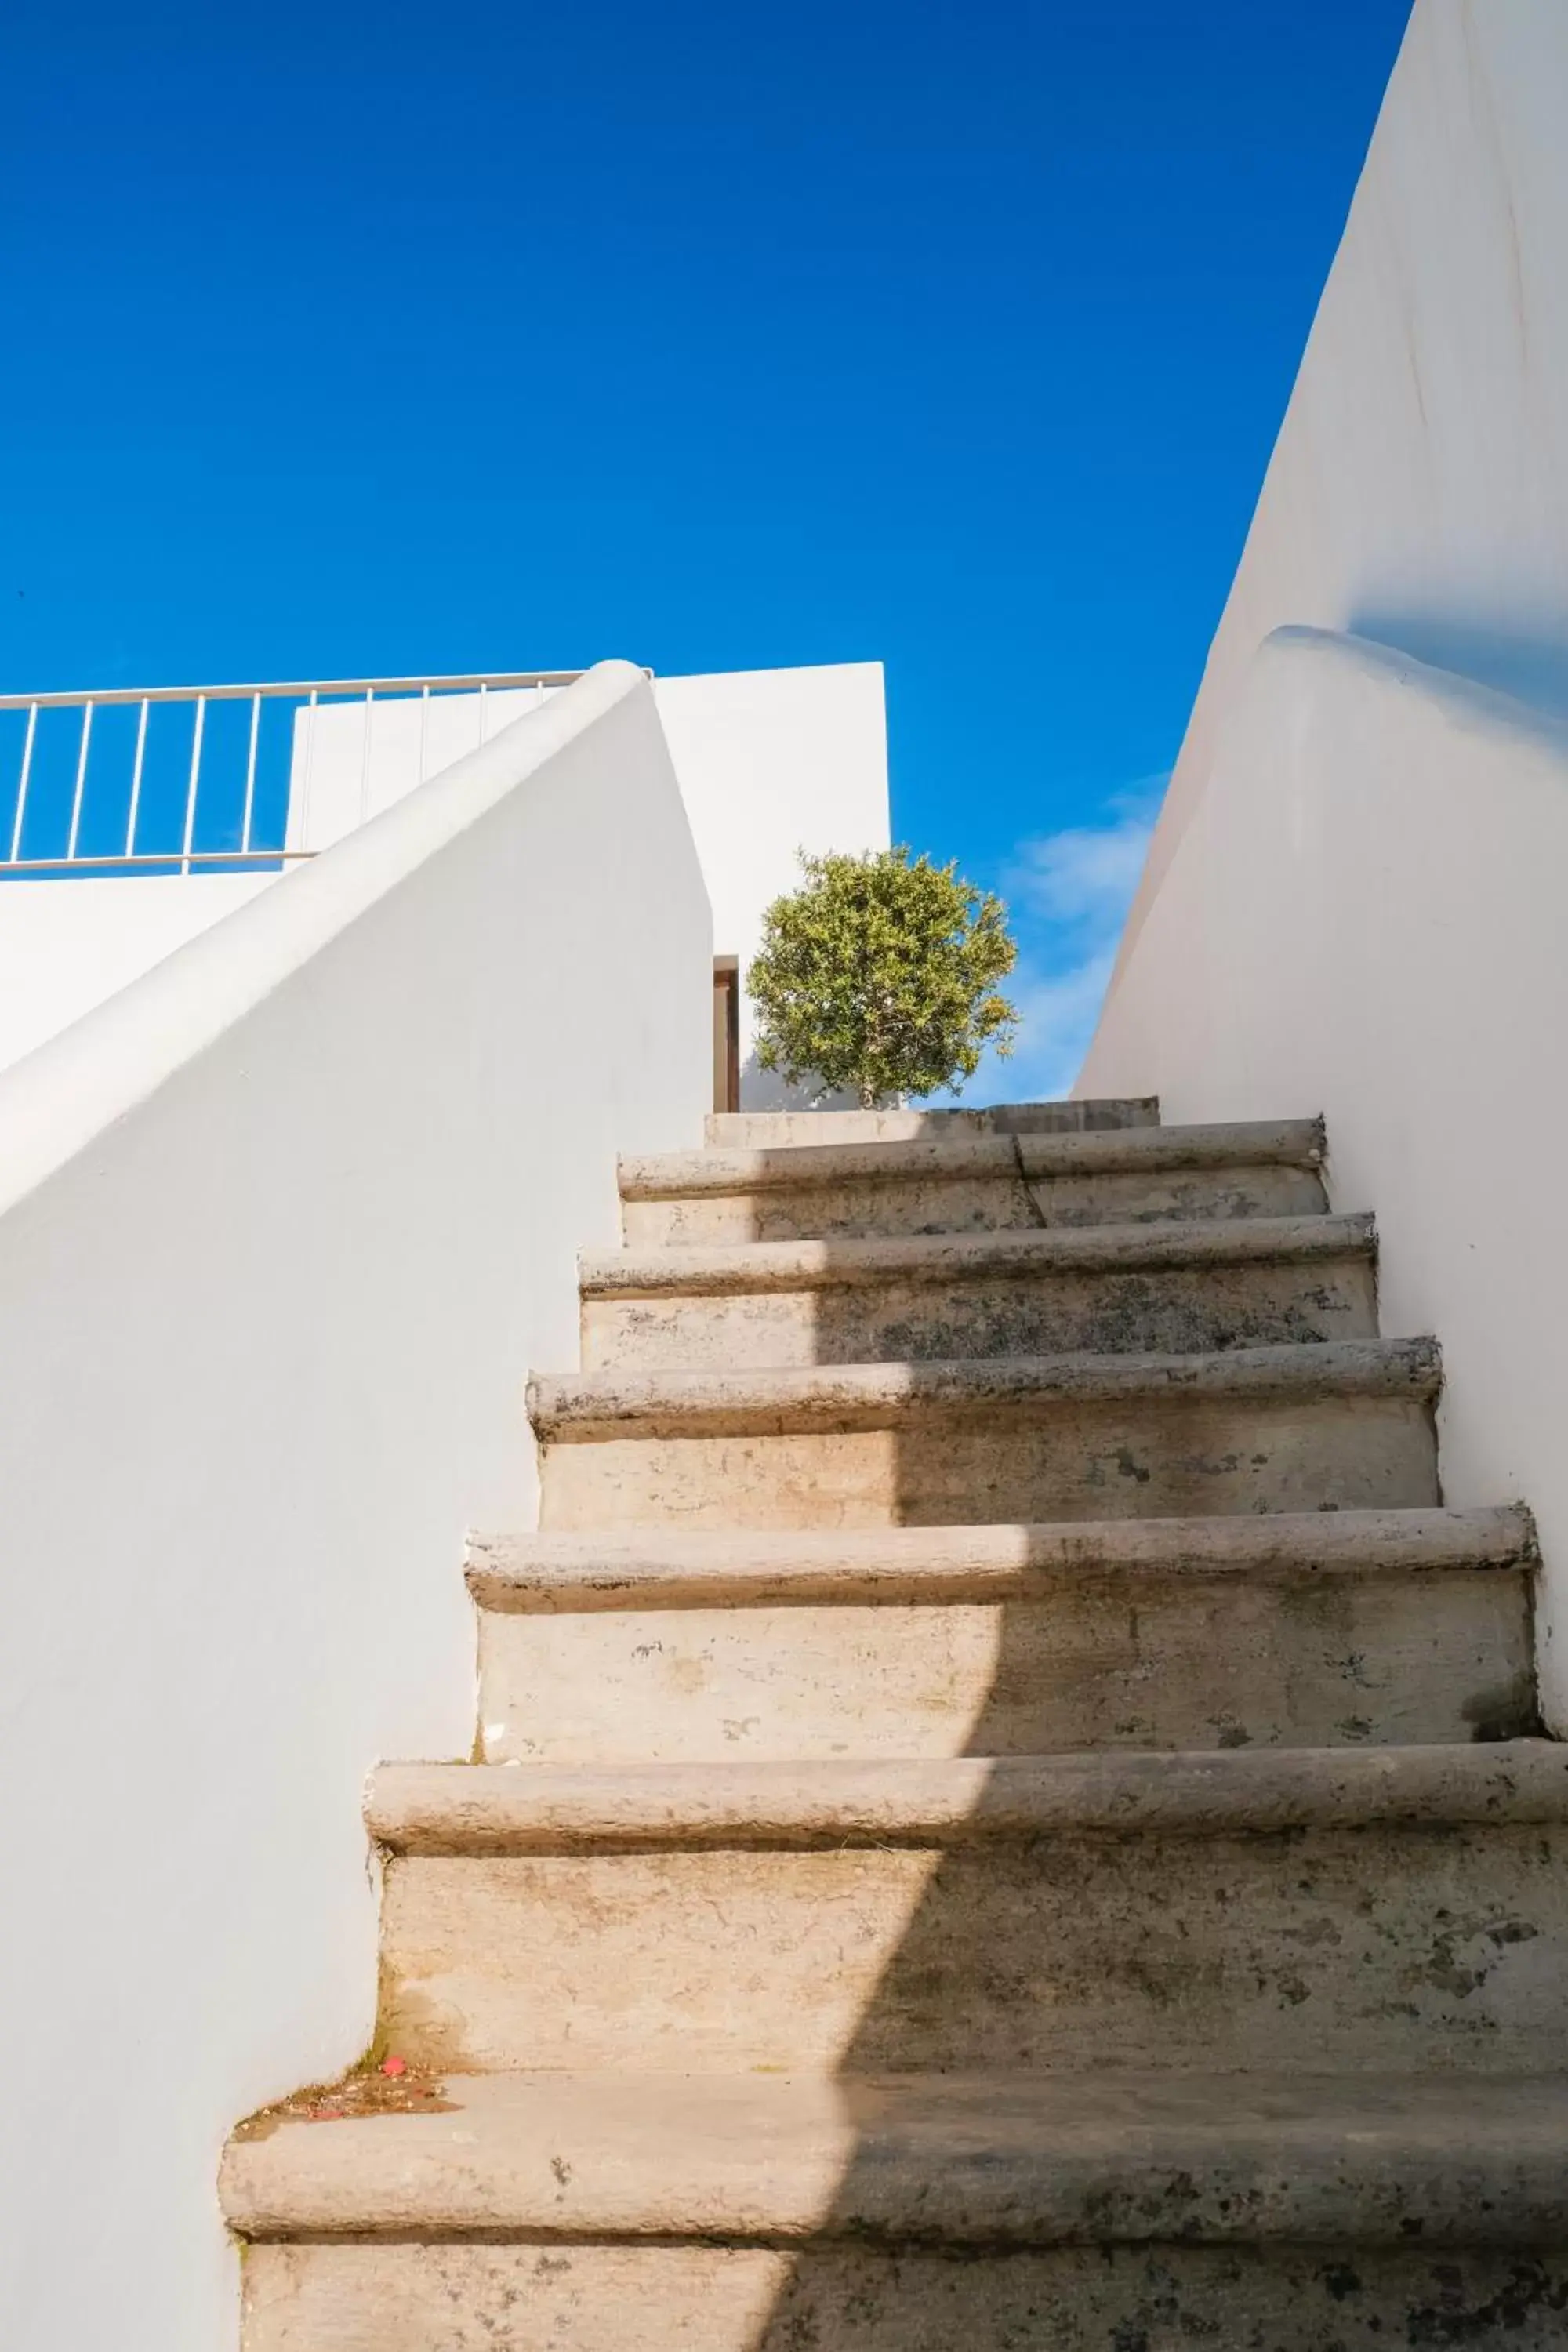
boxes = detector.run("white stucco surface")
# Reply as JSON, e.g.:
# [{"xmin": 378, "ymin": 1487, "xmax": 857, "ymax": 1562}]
[
  {"xmin": 653, "ymin": 663, "xmax": 890, "ymax": 1092},
  {"xmin": 1082, "ymin": 628, "xmax": 1568, "ymax": 1726},
  {"xmin": 0, "ymin": 663, "xmax": 710, "ymax": 2348},
  {"xmin": 0, "ymin": 873, "xmax": 279, "ymax": 1072},
  {"xmin": 1120, "ymin": 0, "xmax": 1568, "ymax": 973},
  {"xmin": 284, "ymin": 681, "xmax": 565, "ymax": 851},
  {"xmin": 289, "ymin": 662, "xmax": 890, "ymax": 1102}
]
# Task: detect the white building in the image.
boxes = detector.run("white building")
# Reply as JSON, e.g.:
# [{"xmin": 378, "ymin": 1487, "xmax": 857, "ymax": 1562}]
[{"xmin": 0, "ymin": 658, "xmax": 889, "ymax": 1106}]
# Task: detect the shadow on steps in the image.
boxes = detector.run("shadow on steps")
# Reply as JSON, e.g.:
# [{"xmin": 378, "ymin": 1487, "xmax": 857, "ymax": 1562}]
[{"xmin": 742, "ymin": 1359, "xmax": 1565, "ymax": 2350}]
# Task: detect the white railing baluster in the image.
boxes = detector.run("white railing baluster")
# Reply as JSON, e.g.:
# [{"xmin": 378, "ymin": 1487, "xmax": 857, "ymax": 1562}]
[
  {"xmin": 181, "ymin": 695, "xmax": 206, "ymax": 874},
  {"xmin": 297, "ymin": 688, "xmax": 319, "ymax": 852},
  {"xmin": 417, "ymin": 684, "xmax": 430, "ymax": 784},
  {"xmin": 359, "ymin": 688, "xmax": 374, "ymax": 822},
  {"xmin": 9, "ymin": 702, "xmax": 38, "ymax": 863},
  {"xmin": 241, "ymin": 691, "xmax": 260, "ymax": 854},
  {"xmin": 66, "ymin": 701, "xmax": 95, "ymax": 860},
  {"xmin": 478, "ymin": 681, "xmax": 488, "ymax": 745},
  {"xmin": 125, "ymin": 698, "xmax": 150, "ymax": 858}
]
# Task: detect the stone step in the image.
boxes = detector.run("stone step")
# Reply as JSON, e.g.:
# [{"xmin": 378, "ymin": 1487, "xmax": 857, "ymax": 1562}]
[
  {"xmin": 706, "ymin": 1096, "xmax": 1160, "ymax": 1149},
  {"xmin": 468, "ymin": 1507, "xmax": 1537, "ymax": 1763},
  {"xmin": 372, "ymin": 1742, "xmax": 1568, "ymax": 1850},
  {"xmin": 579, "ymin": 1213, "xmax": 1377, "ymax": 1370},
  {"xmin": 223, "ymin": 2073, "xmax": 1568, "ymax": 2309},
  {"xmin": 223, "ymin": 2062, "xmax": 1568, "ymax": 2239},
  {"xmin": 365, "ymin": 1744, "xmax": 1568, "ymax": 2075},
  {"xmin": 238, "ymin": 2227, "xmax": 1568, "ymax": 2352},
  {"xmin": 531, "ymin": 1338, "xmax": 1441, "ymax": 1530},
  {"xmin": 470, "ymin": 1504, "xmax": 1533, "ymax": 1611},
  {"xmin": 223, "ymin": 2070, "xmax": 1568, "ymax": 2351},
  {"xmin": 626, "ymin": 1117, "xmax": 1326, "ymax": 1245}
]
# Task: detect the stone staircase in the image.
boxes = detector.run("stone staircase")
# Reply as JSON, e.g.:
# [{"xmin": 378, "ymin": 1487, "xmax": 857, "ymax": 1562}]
[{"xmin": 223, "ymin": 1098, "xmax": 1568, "ymax": 2348}]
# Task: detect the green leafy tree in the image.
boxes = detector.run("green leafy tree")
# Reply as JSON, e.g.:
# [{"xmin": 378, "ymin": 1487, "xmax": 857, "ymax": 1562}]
[{"xmin": 748, "ymin": 847, "xmax": 1019, "ymax": 1109}]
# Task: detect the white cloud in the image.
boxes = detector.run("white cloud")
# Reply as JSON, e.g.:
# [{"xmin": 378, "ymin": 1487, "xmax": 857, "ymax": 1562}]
[
  {"xmin": 956, "ymin": 782, "xmax": 1163, "ymax": 1105},
  {"xmin": 1009, "ymin": 808, "xmax": 1158, "ymax": 927}
]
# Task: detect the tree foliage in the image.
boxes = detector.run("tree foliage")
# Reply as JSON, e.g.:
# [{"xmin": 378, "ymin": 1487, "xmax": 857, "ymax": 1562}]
[{"xmin": 748, "ymin": 846, "xmax": 1018, "ymax": 1109}]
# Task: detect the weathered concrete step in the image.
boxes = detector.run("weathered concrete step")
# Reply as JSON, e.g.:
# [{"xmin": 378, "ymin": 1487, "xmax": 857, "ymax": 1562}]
[
  {"xmin": 371, "ymin": 1744, "xmax": 1568, "ymax": 1853},
  {"xmin": 706, "ymin": 1096, "xmax": 1160, "ymax": 1148},
  {"xmin": 223, "ymin": 2067, "xmax": 1568, "ymax": 2243},
  {"xmin": 626, "ymin": 1117, "xmax": 1326, "ymax": 1244},
  {"xmin": 227, "ymin": 2073, "xmax": 1568, "ymax": 2347},
  {"xmin": 469, "ymin": 1508, "xmax": 1537, "ymax": 1763},
  {"xmin": 470, "ymin": 1505, "xmax": 1534, "ymax": 1612},
  {"xmin": 367, "ymin": 1747, "xmax": 1568, "ymax": 2074},
  {"xmin": 236, "ymin": 2231, "xmax": 1568, "ymax": 2352},
  {"xmin": 532, "ymin": 1338, "xmax": 1440, "ymax": 1529},
  {"xmin": 580, "ymin": 1214, "xmax": 1377, "ymax": 1370}
]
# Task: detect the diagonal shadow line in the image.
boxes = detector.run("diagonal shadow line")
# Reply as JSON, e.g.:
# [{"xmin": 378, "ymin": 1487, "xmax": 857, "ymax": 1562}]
[{"xmin": 731, "ymin": 1270, "xmax": 1468, "ymax": 2347}]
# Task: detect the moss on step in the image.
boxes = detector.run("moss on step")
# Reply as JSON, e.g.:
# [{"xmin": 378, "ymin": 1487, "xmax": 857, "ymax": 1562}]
[{"xmin": 230, "ymin": 2042, "xmax": 454, "ymax": 2145}]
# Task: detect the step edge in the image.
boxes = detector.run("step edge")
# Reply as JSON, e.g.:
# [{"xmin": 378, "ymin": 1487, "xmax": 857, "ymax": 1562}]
[
  {"xmin": 220, "ymin": 2067, "xmax": 1568, "ymax": 2247},
  {"xmin": 465, "ymin": 1504, "xmax": 1534, "ymax": 1613},
  {"xmin": 702, "ymin": 1097, "xmax": 1163, "ymax": 1150},
  {"xmin": 527, "ymin": 1337, "xmax": 1442, "ymax": 1442},
  {"xmin": 579, "ymin": 1212, "xmax": 1374, "ymax": 1299},
  {"xmin": 623, "ymin": 1119, "xmax": 1325, "ymax": 1200},
  {"xmin": 365, "ymin": 1740, "xmax": 1567, "ymax": 1854}
]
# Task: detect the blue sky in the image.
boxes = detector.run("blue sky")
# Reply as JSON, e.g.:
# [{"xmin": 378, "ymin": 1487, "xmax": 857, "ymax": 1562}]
[{"xmin": 0, "ymin": 0, "xmax": 1411, "ymax": 1092}]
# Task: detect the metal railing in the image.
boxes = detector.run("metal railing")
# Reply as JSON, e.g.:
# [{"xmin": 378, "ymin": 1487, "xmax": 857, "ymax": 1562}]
[{"xmin": 0, "ymin": 670, "xmax": 585, "ymax": 876}]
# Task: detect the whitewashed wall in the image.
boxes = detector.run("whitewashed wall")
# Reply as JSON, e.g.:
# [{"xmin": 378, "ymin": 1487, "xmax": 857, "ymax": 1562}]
[
  {"xmin": 1083, "ymin": 628, "xmax": 1568, "ymax": 1725},
  {"xmin": 0, "ymin": 873, "xmax": 277, "ymax": 1071},
  {"xmin": 290, "ymin": 662, "xmax": 890, "ymax": 1102},
  {"xmin": 654, "ymin": 663, "xmax": 889, "ymax": 1095},
  {"xmin": 1118, "ymin": 0, "xmax": 1568, "ymax": 975},
  {"xmin": 0, "ymin": 663, "xmax": 710, "ymax": 2350}
]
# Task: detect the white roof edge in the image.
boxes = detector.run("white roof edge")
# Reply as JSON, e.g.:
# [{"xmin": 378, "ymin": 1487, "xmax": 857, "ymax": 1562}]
[{"xmin": 654, "ymin": 659, "xmax": 886, "ymax": 683}]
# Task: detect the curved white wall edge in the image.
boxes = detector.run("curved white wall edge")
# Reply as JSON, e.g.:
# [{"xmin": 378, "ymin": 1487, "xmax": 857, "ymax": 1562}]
[
  {"xmin": 1113, "ymin": 0, "xmax": 1568, "ymax": 993},
  {"xmin": 1083, "ymin": 622, "xmax": 1568, "ymax": 1726},
  {"xmin": 0, "ymin": 658, "xmax": 650, "ymax": 1218},
  {"xmin": 0, "ymin": 655, "xmax": 710, "ymax": 2350}
]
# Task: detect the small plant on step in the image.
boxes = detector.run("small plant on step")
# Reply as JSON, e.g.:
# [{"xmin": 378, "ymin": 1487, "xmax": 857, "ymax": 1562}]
[{"xmin": 748, "ymin": 846, "xmax": 1018, "ymax": 1109}]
